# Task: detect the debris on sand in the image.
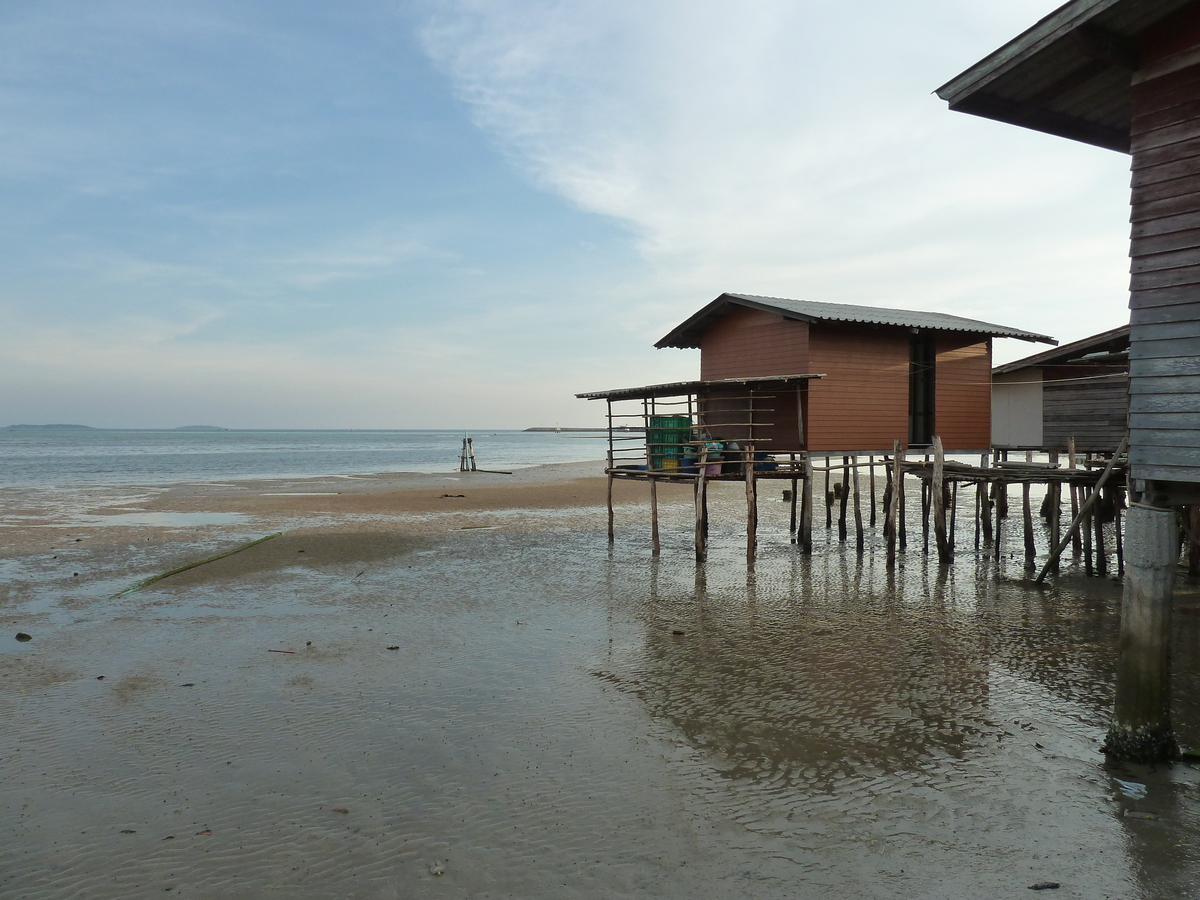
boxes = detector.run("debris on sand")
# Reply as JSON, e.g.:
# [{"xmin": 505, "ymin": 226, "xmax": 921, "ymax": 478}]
[{"xmin": 15, "ymin": 633, "xmax": 31, "ymax": 642}]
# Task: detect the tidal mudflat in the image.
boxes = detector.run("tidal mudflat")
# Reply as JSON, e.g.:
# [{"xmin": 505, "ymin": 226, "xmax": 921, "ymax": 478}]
[{"xmin": 2, "ymin": 465, "xmax": 1199, "ymax": 899}]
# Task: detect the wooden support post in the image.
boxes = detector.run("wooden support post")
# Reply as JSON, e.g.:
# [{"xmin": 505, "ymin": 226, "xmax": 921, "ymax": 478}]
[
  {"xmin": 887, "ymin": 441, "xmax": 901, "ymax": 567},
  {"xmin": 992, "ymin": 481, "xmax": 1005, "ymax": 558},
  {"xmin": 838, "ymin": 456, "xmax": 850, "ymax": 543},
  {"xmin": 607, "ymin": 474, "xmax": 615, "ymax": 544},
  {"xmin": 1034, "ymin": 438, "xmax": 1127, "ymax": 584},
  {"xmin": 1104, "ymin": 505, "xmax": 1179, "ymax": 762},
  {"xmin": 868, "ymin": 455, "xmax": 877, "ymax": 528},
  {"xmin": 931, "ymin": 436, "xmax": 950, "ymax": 564},
  {"xmin": 898, "ymin": 446, "xmax": 907, "ymax": 551},
  {"xmin": 694, "ymin": 459, "xmax": 708, "ymax": 562},
  {"xmin": 1095, "ymin": 492, "xmax": 1108, "ymax": 577},
  {"xmin": 746, "ymin": 446, "xmax": 758, "ymax": 562},
  {"xmin": 801, "ymin": 453, "xmax": 814, "ymax": 554},
  {"xmin": 789, "ymin": 455, "xmax": 798, "ymax": 543},
  {"xmin": 1068, "ymin": 438, "xmax": 1081, "ymax": 556},
  {"xmin": 1022, "ymin": 483, "xmax": 1036, "ymax": 573},
  {"xmin": 852, "ymin": 455, "xmax": 864, "ymax": 553},
  {"xmin": 1115, "ymin": 491, "xmax": 1125, "ymax": 577},
  {"xmin": 921, "ymin": 476, "xmax": 931, "ymax": 554},
  {"xmin": 949, "ymin": 480, "xmax": 958, "ymax": 549},
  {"xmin": 980, "ymin": 479, "xmax": 992, "ymax": 543},
  {"xmin": 974, "ymin": 480, "xmax": 982, "ymax": 550},
  {"xmin": 1083, "ymin": 487, "xmax": 1094, "ymax": 577},
  {"xmin": 825, "ymin": 463, "xmax": 833, "ymax": 529},
  {"xmin": 650, "ymin": 477, "xmax": 660, "ymax": 557}
]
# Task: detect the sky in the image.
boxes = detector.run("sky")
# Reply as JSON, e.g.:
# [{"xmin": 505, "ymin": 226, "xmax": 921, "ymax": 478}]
[{"xmin": 0, "ymin": 0, "xmax": 1137, "ymax": 429}]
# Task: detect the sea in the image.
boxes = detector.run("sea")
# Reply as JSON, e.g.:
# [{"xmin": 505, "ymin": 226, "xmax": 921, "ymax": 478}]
[{"xmin": 0, "ymin": 428, "xmax": 609, "ymax": 487}]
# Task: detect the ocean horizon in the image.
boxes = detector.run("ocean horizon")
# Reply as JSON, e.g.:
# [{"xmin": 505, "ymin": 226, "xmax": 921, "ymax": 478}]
[{"xmin": 0, "ymin": 428, "xmax": 609, "ymax": 488}]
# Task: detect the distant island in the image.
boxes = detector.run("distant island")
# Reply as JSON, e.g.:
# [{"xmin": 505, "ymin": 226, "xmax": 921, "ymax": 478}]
[
  {"xmin": 173, "ymin": 425, "xmax": 228, "ymax": 432},
  {"xmin": 2, "ymin": 423, "xmax": 97, "ymax": 431}
]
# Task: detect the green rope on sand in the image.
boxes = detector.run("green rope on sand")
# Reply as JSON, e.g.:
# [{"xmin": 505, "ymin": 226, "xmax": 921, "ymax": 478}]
[{"xmin": 113, "ymin": 531, "xmax": 285, "ymax": 597}]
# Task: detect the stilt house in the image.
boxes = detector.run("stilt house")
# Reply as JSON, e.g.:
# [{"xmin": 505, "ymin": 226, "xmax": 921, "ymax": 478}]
[
  {"xmin": 936, "ymin": 0, "xmax": 1200, "ymax": 507},
  {"xmin": 654, "ymin": 293, "xmax": 1054, "ymax": 453},
  {"xmin": 992, "ymin": 324, "xmax": 1130, "ymax": 451}
]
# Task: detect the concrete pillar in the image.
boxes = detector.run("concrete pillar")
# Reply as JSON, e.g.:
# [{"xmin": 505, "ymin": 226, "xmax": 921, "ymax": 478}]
[{"xmin": 1104, "ymin": 504, "xmax": 1179, "ymax": 762}]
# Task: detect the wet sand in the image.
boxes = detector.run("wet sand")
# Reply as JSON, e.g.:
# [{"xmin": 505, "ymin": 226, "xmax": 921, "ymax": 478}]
[{"xmin": 3, "ymin": 463, "xmax": 1200, "ymax": 898}]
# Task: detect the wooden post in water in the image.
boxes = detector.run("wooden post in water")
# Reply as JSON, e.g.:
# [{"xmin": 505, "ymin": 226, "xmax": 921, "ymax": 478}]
[
  {"xmin": 993, "ymin": 480, "xmax": 1005, "ymax": 558},
  {"xmin": 825, "ymin": 463, "xmax": 833, "ymax": 530},
  {"xmin": 852, "ymin": 455, "xmax": 864, "ymax": 553},
  {"xmin": 1068, "ymin": 438, "xmax": 1082, "ymax": 556},
  {"xmin": 746, "ymin": 445, "xmax": 758, "ymax": 562},
  {"xmin": 887, "ymin": 440, "xmax": 901, "ymax": 566},
  {"xmin": 931, "ymin": 436, "xmax": 951, "ymax": 563},
  {"xmin": 650, "ymin": 477, "xmax": 660, "ymax": 557},
  {"xmin": 949, "ymin": 481, "xmax": 958, "ymax": 550},
  {"xmin": 1095, "ymin": 491, "xmax": 1108, "ymax": 577},
  {"xmin": 789, "ymin": 454, "xmax": 798, "ymax": 543},
  {"xmin": 868, "ymin": 455, "xmax": 877, "ymax": 528},
  {"xmin": 1082, "ymin": 486, "xmax": 1094, "ymax": 577},
  {"xmin": 800, "ymin": 453, "xmax": 814, "ymax": 553},
  {"xmin": 979, "ymin": 452, "xmax": 992, "ymax": 545},
  {"xmin": 921, "ymin": 476, "xmax": 931, "ymax": 554},
  {"xmin": 838, "ymin": 456, "xmax": 850, "ymax": 543},
  {"xmin": 1022, "ymin": 483, "xmax": 1036, "ymax": 573},
  {"xmin": 898, "ymin": 446, "xmax": 908, "ymax": 551},
  {"xmin": 694, "ymin": 472, "xmax": 707, "ymax": 561},
  {"xmin": 607, "ymin": 474, "xmax": 615, "ymax": 544}
]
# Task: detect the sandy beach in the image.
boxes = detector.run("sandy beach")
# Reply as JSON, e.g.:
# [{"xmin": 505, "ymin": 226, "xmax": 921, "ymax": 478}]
[{"xmin": 3, "ymin": 462, "xmax": 1200, "ymax": 899}]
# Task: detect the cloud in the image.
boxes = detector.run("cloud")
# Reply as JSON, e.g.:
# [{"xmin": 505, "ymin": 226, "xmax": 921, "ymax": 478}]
[{"xmin": 418, "ymin": 0, "xmax": 1134, "ymax": 354}]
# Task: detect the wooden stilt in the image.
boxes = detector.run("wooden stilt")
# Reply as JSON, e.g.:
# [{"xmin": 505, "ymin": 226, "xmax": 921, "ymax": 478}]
[
  {"xmin": 825, "ymin": 463, "xmax": 833, "ymax": 529},
  {"xmin": 694, "ymin": 475, "xmax": 707, "ymax": 561},
  {"xmin": 949, "ymin": 480, "xmax": 959, "ymax": 549},
  {"xmin": 993, "ymin": 480, "xmax": 1005, "ymax": 558},
  {"xmin": 746, "ymin": 447, "xmax": 758, "ymax": 562},
  {"xmin": 852, "ymin": 455, "xmax": 864, "ymax": 553},
  {"xmin": 898, "ymin": 446, "xmax": 908, "ymax": 550},
  {"xmin": 801, "ymin": 453, "xmax": 814, "ymax": 554},
  {"xmin": 1083, "ymin": 487, "xmax": 1094, "ymax": 577},
  {"xmin": 650, "ymin": 477, "xmax": 660, "ymax": 557},
  {"xmin": 931, "ymin": 436, "xmax": 950, "ymax": 563},
  {"xmin": 607, "ymin": 474, "xmax": 615, "ymax": 544},
  {"xmin": 922, "ymin": 476, "xmax": 931, "ymax": 554},
  {"xmin": 869, "ymin": 455, "xmax": 877, "ymax": 528},
  {"xmin": 1115, "ymin": 490, "xmax": 1125, "ymax": 576},
  {"xmin": 1022, "ymin": 483, "xmax": 1036, "ymax": 573},
  {"xmin": 1068, "ymin": 438, "xmax": 1081, "ymax": 556},
  {"xmin": 1095, "ymin": 493, "xmax": 1108, "ymax": 577},
  {"xmin": 789, "ymin": 454, "xmax": 798, "ymax": 543},
  {"xmin": 887, "ymin": 440, "xmax": 901, "ymax": 567},
  {"xmin": 980, "ymin": 479, "xmax": 992, "ymax": 543},
  {"xmin": 838, "ymin": 456, "xmax": 850, "ymax": 543},
  {"xmin": 974, "ymin": 480, "xmax": 982, "ymax": 550}
]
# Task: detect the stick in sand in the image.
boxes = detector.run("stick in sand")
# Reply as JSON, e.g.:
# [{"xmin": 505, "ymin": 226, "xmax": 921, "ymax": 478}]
[{"xmin": 113, "ymin": 532, "xmax": 285, "ymax": 597}]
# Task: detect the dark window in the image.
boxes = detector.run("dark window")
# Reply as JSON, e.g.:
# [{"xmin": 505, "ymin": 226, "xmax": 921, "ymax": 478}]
[{"xmin": 909, "ymin": 333, "xmax": 935, "ymax": 446}]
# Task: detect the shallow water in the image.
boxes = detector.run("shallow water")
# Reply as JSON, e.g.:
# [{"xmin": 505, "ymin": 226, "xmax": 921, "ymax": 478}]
[{"xmin": 2, "ymin": 484, "xmax": 1199, "ymax": 899}]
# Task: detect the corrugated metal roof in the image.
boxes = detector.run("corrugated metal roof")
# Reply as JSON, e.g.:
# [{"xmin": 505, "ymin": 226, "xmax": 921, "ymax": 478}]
[
  {"xmin": 935, "ymin": 0, "xmax": 1194, "ymax": 152},
  {"xmin": 576, "ymin": 373, "xmax": 823, "ymax": 402},
  {"xmin": 992, "ymin": 323, "xmax": 1129, "ymax": 374},
  {"xmin": 655, "ymin": 293, "xmax": 1056, "ymax": 349}
]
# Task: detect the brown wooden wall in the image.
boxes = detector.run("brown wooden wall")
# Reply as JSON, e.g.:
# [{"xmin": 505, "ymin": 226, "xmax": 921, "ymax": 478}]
[
  {"xmin": 934, "ymin": 336, "xmax": 991, "ymax": 450},
  {"xmin": 699, "ymin": 306, "xmax": 809, "ymax": 380},
  {"xmin": 806, "ymin": 323, "xmax": 910, "ymax": 451},
  {"xmin": 1128, "ymin": 58, "xmax": 1200, "ymax": 485},
  {"xmin": 1042, "ymin": 367, "xmax": 1128, "ymax": 453}
]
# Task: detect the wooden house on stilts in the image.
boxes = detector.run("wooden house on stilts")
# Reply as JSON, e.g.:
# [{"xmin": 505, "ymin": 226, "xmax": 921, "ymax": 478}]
[
  {"xmin": 578, "ymin": 293, "xmax": 1054, "ymax": 560},
  {"xmin": 937, "ymin": 0, "xmax": 1200, "ymax": 761}
]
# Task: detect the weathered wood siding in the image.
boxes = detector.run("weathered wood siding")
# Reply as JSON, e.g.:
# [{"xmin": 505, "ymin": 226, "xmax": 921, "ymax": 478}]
[
  {"xmin": 806, "ymin": 323, "xmax": 909, "ymax": 451},
  {"xmin": 699, "ymin": 306, "xmax": 809, "ymax": 381},
  {"xmin": 1128, "ymin": 58, "xmax": 1200, "ymax": 484},
  {"xmin": 992, "ymin": 369, "xmax": 1043, "ymax": 448},
  {"xmin": 934, "ymin": 336, "xmax": 991, "ymax": 450},
  {"xmin": 1041, "ymin": 365, "xmax": 1129, "ymax": 453}
]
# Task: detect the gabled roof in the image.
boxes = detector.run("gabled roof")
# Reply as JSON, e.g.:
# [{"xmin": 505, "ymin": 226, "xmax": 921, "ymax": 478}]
[
  {"xmin": 935, "ymin": 0, "xmax": 1196, "ymax": 152},
  {"xmin": 654, "ymin": 293, "xmax": 1056, "ymax": 349},
  {"xmin": 992, "ymin": 323, "xmax": 1130, "ymax": 374}
]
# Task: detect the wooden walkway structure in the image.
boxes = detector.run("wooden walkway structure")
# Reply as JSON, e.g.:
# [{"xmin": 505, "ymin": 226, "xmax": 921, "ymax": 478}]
[{"xmin": 578, "ymin": 377, "xmax": 1127, "ymax": 574}]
